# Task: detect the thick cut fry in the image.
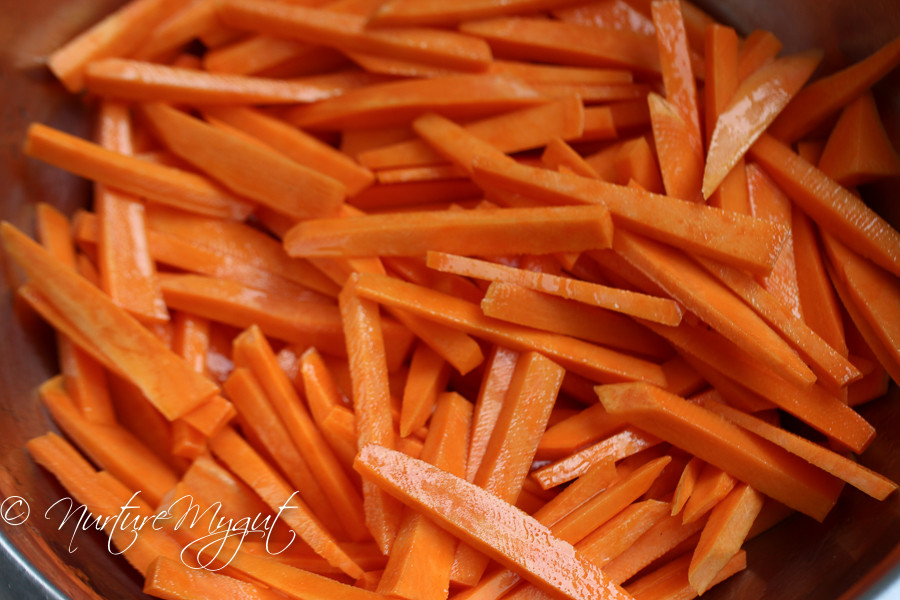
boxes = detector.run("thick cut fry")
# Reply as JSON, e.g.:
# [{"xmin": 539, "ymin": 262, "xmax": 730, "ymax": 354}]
[
  {"xmin": 749, "ymin": 134, "xmax": 900, "ymax": 277},
  {"xmin": 354, "ymin": 444, "xmax": 634, "ymax": 600},
  {"xmin": 218, "ymin": 0, "xmax": 493, "ymax": 72},
  {"xmin": 24, "ymin": 124, "xmax": 254, "ymax": 220},
  {"xmin": 288, "ymin": 74, "xmax": 544, "ymax": 130},
  {"xmin": 703, "ymin": 51, "xmax": 822, "ymax": 198},
  {"xmin": 769, "ymin": 34, "xmax": 900, "ymax": 143},
  {"xmin": 350, "ymin": 272, "xmax": 667, "ymax": 384},
  {"xmin": 2, "ymin": 223, "xmax": 218, "ymax": 420},
  {"xmin": 284, "ymin": 204, "xmax": 613, "ymax": 258},
  {"xmin": 595, "ymin": 382, "xmax": 844, "ymax": 521},
  {"xmin": 140, "ymin": 103, "xmax": 344, "ymax": 220},
  {"xmin": 428, "ymin": 251, "xmax": 681, "ymax": 325},
  {"xmin": 470, "ymin": 157, "xmax": 787, "ymax": 274}
]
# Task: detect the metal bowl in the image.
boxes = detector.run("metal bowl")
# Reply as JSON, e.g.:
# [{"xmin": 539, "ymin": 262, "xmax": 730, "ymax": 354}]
[{"xmin": 1, "ymin": 1, "xmax": 899, "ymax": 598}]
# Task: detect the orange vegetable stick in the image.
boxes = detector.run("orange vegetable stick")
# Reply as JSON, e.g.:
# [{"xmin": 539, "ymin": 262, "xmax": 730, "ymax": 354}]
[
  {"xmin": 399, "ymin": 341, "xmax": 450, "ymax": 437},
  {"xmin": 224, "ymin": 367, "xmax": 348, "ymax": 538},
  {"xmin": 697, "ymin": 391, "xmax": 897, "ymax": 501},
  {"xmin": 529, "ymin": 81, "xmax": 651, "ymax": 103},
  {"xmin": 769, "ymin": 34, "xmax": 900, "ymax": 143},
  {"xmin": 702, "ymin": 50, "xmax": 822, "ymax": 199},
  {"xmin": 470, "ymin": 157, "xmax": 787, "ymax": 274},
  {"xmin": 178, "ymin": 393, "xmax": 235, "ymax": 438},
  {"xmin": 410, "ymin": 112, "xmax": 520, "ymax": 175},
  {"xmin": 171, "ymin": 311, "xmax": 211, "ymax": 376},
  {"xmin": 39, "ymin": 376, "xmax": 178, "ymax": 508},
  {"xmin": 647, "ymin": 92, "xmax": 703, "ymax": 202},
  {"xmin": 94, "ymin": 100, "xmax": 168, "ymax": 324},
  {"xmin": 671, "ymin": 457, "xmax": 704, "ymax": 516},
  {"xmin": 688, "ymin": 484, "xmax": 763, "ymax": 594},
  {"xmin": 35, "ymin": 204, "xmax": 117, "ymax": 425},
  {"xmin": 27, "ymin": 433, "xmax": 183, "ymax": 575},
  {"xmin": 628, "ymin": 550, "xmax": 746, "ymax": 600},
  {"xmin": 451, "ymin": 351, "xmax": 564, "ymax": 585},
  {"xmin": 737, "ymin": 29, "xmax": 783, "ymax": 80},
  {"xmin": 144, "ymin": 557, "xmax": 286, "ymax": 600},
  {"xmin": 203, "ymin": 34, "xmax": 317, "ymax": 76},
  {"xmin": 552, "ymin": 0, "xmax": 655, "ymax": 36},
  {"xmin": 354, "ymin": 444, "xmax": 634, "ymax": 600},
  {"xmin": 543, "ymin": 137, "xmax": 600, "ymax": 179},
  {"xmin": 350, "ymin": 272, "xmax": 668, "ymax": 384},
  {"xmin": 817, "ymin": 91, "xmax": 900, "ymax": 187},
  {"xmin": 130, "ymin": 0, "xmax": 220, "ymax": 62},
  {"xmin": 595, "ymin": 382, "xmax": 845, "ymax": 521},
  {"xmin": 371, "ymin": 0, "xmax": 587, "ymax": 26},
  {"xmin": 2, "ymin": 223, "xmax": 219, "ymax": 420},
  {"xmin": 140, "ymin": 102, "xmax": 345, "ymax": 220},
  {"xmin": 232, "ymin": 326, "xmax": 370, "ymax": 542},
  {"xmin": 612, "ymin": 136, "xmax": 665, "ymax": 194},
  {"xmin": 75, "ymin": 210, "xmax": 325, "ymax": 301},
  {"xmin": 481, "ymin": 282, "xmax": 670, "ymax": 359},
  {"xmin": 532, "ymin": 428, "xmax": 662, "ymax": 489},
  {"xmin": 144, "ymin": 205, "xmax": 339, "ymax": 297},
  {"xmin": 24, "ymin": 124, "xmax": 254, "ymax": 220},
  {"xmin": 746, "ymin": 163, "xmax": 801, "ymax": 317},
  {"xmin": 359, "ymin": 96, "xmax": 584, "ymax": 170},
  {"xmin": 339, "ymin": 277, "xmax": 403, "ymax": 554},
  {"xmin": 578, "ymin": 105, "xmax": 620, "ymax": 142},
  {"xmin": 749, "ymin": 133, "xmax": 900, "ymax": 277},
  {"xmin": 84, "ymin": 58, "xmax": 359, "ymax": 105},
  {"xmin": 680, "ymin": 464, "xmax": 737, "ymax": 524},
  {"xmin": 537, "ymin": 402, "xmax": 627, "ymax": 461},
  {"xmin": 695, "ymin": 256, "xmax": 860, "ymax": 389},
  {"xmin": 647, "ymin": 320, "xmax": 875, "ymax": 452},
  {"xmin": 217, "ymin": 0, "xmax": 493, "ymax": 72},
  {"xmin": 651, "ymin": 0, "xmax": 702, "ymax": 147},
  {"xmin": 209, "ymin": 426, "xmax": 363, "ymax": 579},
  {"xmin": 202, "ymin": 105, "xmax": 374, "ymax": 197},
  {"xmin": 378, "ymin": 392, "xmax": 472, "ymax": 600},
  {"xmin": 496, "ymin": 459, "xmax": 672, "ymax": 600},
  {"xmin": 459, "ymin": 16, "xmax": 663, "ymax": 75},
  {"xmin": 429, "ymin": 251, "xmax": 680, "ymax": 325},
  {"xmin": 821, "ymin": 233, "xmax": 900, "ymax": 383},
  {"xmin": 466, "ymin": 346, "xmax": 519, "ymax": 482},
  {"xmin": 792, "ymin": 207, "xmax": 848, "ymax": 357},
  {"xmin": 46, "ymin": 0, "xmax": 182, "ymax": 92},
  {"xmin": 613, "ymin": 231, "xmax": 816, "ymax": 389},
  {"xmin": 489, "ymin": 60, "xmax": 634, "ymax": 84},
  {"xmin": 288, "ymin": 73, "xmax": 544, "ymax": 130},
  {"xmin": 284, "ymin": 204, "xmax": 614, "ymax": 258}
]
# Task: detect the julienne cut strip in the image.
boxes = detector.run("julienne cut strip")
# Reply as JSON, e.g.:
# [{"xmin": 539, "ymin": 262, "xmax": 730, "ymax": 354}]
[{"xmin": 3, "ymin": 1, "xmax": 900, "ymax": 600}]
